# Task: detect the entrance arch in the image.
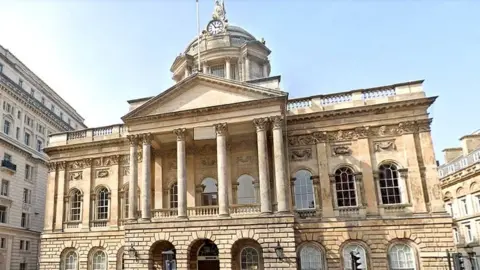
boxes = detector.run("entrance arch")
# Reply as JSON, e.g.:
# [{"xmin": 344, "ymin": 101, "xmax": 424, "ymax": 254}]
[
  {"xmin": 188, "ymin": 239, "xmax": 219, "ymax": 270},
  {"xmin": 149, "ymin": 240, "xmax": 175, "ymax": 270}
]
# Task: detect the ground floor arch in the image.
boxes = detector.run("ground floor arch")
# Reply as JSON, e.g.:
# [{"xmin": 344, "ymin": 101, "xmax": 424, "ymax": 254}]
[
  {"xmin": 149, "ymin": 240, "xmax": 176, "ymax": 270},
  {"xmin": 188, "ymin": 239, "xmax": 219, "ymax": 270}
]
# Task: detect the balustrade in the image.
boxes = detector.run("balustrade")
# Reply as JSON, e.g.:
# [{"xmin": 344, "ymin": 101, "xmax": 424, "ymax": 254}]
[
  {"xmin": 187, "ymin": 206, "xmax": 219, "ymax": 216},
  {"xmin": 230, "ymin": 204, "xmax": 261, "ymax": 215},
  {"xmin": 67, "ymin": 130, "xmax": 87, "ymax": 140},
  {"xmin": 286, "ymin": 98, "xmax": 312, "ymax": 110},
  {"xmin": 321, "ymin": 93, "xmax": 352, "ymax": 105},
  {"xmin": 362, "ymin": 87, "xmax": 396, "ymax": 100},
  {"xmin": 90, "ymin": 220, "xmax": 107, "ymax": 227},
  {"xmin": 295, "ymin": 208, "xmax": 318, "ymax": 218},
  {"xmin": 93, "ymin": 126, "xmax": 114, "ymax": 136},
  {"xmin": 152, "ymin": 209, "xmax": 178, "ymax": 219},
  {"xmin": 338, "ymin": 207, "xmax": 360, "ymax": 217}
]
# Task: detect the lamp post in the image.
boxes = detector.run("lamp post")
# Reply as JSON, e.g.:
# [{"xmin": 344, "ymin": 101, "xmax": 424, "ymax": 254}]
[
  {"xmin": 274, "ymin": 241, "xmax": 284, "ymax": 261},
  {"xmin": 128, "ymin": 244, "xmax": 139, "ymax": 262}
]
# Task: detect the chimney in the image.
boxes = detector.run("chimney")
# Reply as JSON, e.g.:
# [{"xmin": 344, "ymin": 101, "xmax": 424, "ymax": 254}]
[
  {"xmin": 460, "ymin": 134, "xmax": 480, "ymax": 156},
  {"xmin": 443, "ymin": 148, "xmax": 463, "ymax": 163}
]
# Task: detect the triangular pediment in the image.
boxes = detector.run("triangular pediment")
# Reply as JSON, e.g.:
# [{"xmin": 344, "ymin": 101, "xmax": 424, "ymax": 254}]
[{"xmin": 123, "ymin": 73, "xmax": 286, "ymax": 120}]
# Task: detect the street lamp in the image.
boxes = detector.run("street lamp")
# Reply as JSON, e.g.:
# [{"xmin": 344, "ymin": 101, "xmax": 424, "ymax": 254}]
[
  {"xmin": 128, "ymin": 244, "xmax": 139, "ymax": 261},
  {"xmin": 274, "ymin": 241, "xmax": 284, "ymax": 261}
]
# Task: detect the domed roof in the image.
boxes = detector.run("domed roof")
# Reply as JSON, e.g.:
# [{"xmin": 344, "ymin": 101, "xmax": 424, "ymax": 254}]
[{"xmin": 184, "ymin": 23, "xmax": 257, "ymax": 55}]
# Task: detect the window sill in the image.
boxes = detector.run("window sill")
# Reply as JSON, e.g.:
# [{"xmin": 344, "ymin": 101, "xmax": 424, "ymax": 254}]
[
  {"xmin": 334, "ymin": 206, "xmax": 366, "ymax": 218},
  {"xmin": 378, "ymin": 203, "xmax": 413, "ymax": 216}
]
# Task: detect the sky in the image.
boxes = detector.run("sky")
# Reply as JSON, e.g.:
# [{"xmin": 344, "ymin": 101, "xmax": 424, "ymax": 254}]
[{"xmin": 0, "ymin": 0, "xmax": 479, "ymax": 162}]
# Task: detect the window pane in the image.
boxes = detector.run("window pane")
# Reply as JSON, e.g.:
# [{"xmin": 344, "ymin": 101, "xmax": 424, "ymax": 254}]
[
  {"xmin": 93, "ymin": 250, "xmax": 107, "ymax": 270},
  {"xmin": 240, "ymin": 247, "xmax": 259, "ymax": 270},
  {"xmin": 170, "ymin": 183, "xmax": 178, "ymax": 208},
  {"xmin": 294, "ymin": 170, "xmax": 315, "ymax": 209},
  {"xmin": 300, "ymin": 244, "xmax": 324, "ymax": 270},
  {"xmin": 379, "ymin": 164, "xmax": 401, "ymax": 204},
  {"xmin": 237, "ymin": 175, "xmax": 256, "ymax": 204},
  {"xmin": 388, "ymin": 244, "xmax": 416, "ymax": 270},
  {"xmin": 335, "ymin": 168, "xmax": 357, "ymax": 207}
]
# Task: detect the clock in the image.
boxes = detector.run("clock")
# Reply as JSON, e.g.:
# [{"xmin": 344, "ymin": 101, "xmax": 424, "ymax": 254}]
[{"xmin": 207, "ymin": 20, "xmax": 224, "ymax": 35}]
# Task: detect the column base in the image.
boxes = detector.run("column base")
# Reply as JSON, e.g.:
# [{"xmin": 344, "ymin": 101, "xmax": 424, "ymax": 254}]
[
  {"xmin": 177, "ymin": 216, "xmax": 188, "ymax": 219},
  {"xmin": 260, "ymin": 211, "xmax": 273, "ymax": 216},
  {"xmin": 138, "ymin": 218, "xmax": 151, "ymax": 223},
  {"xmin": 218, "ymin": 213, "xmax": 230, "ymax": 218},
  {"xmin": 126, "ymin": 218, "xmax": 138, "ymax": 224},
  {"xmin": 275, "ymin": 211, "xmax": 290, "ymax": 215}
]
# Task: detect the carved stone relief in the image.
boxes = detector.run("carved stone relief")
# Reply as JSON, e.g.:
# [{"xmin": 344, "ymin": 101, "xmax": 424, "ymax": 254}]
[
  {"xmin": 236, "ymin": 156, "xmax": 254, "ymax": 166},
  {"xmin": 331, "ymin": 145, "xmax": 352, "ymax": 156},
  {"xmin": 122, "ymin": 166, "xmax": 129, "ymax": 176},
  {"xmin": 96, "ymin": 169, "xmax": 109, "ymax": 178},
  {"xmin": 374, "ymin": 140, "xmax": 397, "ymax": 152},
  {"xmin": 289, "ymin": 148, "xmax": 312, "ymax": 161},
  {"xmin": 201, "ymin": 157, "xmax": 216, "ymax": 167},
  {"xmin": 69, "ymin": 171, "xmax": 82, "ymax": 181}
]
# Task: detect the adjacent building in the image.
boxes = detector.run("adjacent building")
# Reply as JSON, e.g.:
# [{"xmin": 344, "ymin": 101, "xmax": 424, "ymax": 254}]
[
  {"xmin": 39, "ymin": 2, "xmax": 454, "ymax": 270},
  {"xmin": 0, "ymin": 45, "xmax": 86, "ymax": 270},
  {"xmin": 439, "ymin": 131, "xmax": 480, "ymax": 261}
]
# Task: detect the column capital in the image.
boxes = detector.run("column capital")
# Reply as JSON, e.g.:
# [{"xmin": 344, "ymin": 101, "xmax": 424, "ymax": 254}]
[
  {"xmin": 173, "ymin": 128, "xmax": 186, "ymax": 141},
  {"xmin": 141, "ymin": 133, "xmax": 153, "ymax": 145},
  {"xmin": 253, "ymin": 118, "xmax": 269, "ymax": 132},
  {"xmin": 270, "ymin": 115, "xmax": 284, "ymax": 130},
  {"xmin": 127, "ymin": 135, "xmax": 139, "ymax": 145},
  {"xmin": 214, "ymin": 123, "xmax": 228, "ymax": 136}
]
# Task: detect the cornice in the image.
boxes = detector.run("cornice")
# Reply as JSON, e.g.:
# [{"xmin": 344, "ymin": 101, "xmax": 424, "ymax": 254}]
[
  {"xmin": 44, "ymin": 137, "xmax": 127, "ymax": 155},
  {"xmin": 440, "ymin": 163, "xmax": 480, "ymax": 188},
  {"xmin": 0, "ymin": 136, "xmax": 48, "ymax": 164},
  {"xmin": 287, "ymin": 97, "xmax": 436, "ymax": 124},
  {"xmin": 0, "ymin": 73, "xmax": 74, "ymax": 131},
  {"xmin": 287, "ymin": 119, "xmax": 432, "ymax": 146}
]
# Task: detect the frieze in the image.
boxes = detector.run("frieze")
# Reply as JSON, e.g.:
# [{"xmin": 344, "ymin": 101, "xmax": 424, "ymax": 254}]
[
  {"xmin": 288, "ymin": 120, "xmax": 432, "ymax": 146},
  {"xmin": 289, "ymin": 148, "xmax": 312, "ymax": 161},
  {"xmin": 332, "ymin": 145, "xmax": 352, "ymax": 156},
  {"xmin": 374, "ymin": 140, "xmax": 397, "ymax": 152},
  {"xmin": 93, "ymin": 155, "xmax": 120, "ymax": 167},
  {"xmin": 68, "ymin": 159, "xmax": 91, "ymax": 170}
]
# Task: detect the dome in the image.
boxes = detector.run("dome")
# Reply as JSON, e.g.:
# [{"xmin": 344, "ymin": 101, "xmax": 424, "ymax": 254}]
[{"xmin": 184, "ymin": 24, "xmax": 257, "ymax": 55}]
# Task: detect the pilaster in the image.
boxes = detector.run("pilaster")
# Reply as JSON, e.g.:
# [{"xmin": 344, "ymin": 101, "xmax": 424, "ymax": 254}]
[{"xmin": 53, "ymin": 162, "xmax": 66, "ymax": 231}]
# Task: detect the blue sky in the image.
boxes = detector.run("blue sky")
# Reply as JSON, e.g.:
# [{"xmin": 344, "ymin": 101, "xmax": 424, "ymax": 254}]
[{"xmin": 0, "ymin": 0, "xmax": 479, "ymax": 162}]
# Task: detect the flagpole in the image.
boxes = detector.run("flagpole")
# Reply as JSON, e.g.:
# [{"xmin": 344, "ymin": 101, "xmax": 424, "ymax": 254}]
[{"xmin": 196, "ymin": 0, "xmax": 201, "ymax": 72}]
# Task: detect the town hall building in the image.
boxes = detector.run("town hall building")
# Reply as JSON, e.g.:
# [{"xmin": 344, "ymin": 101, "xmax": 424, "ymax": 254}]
[{"xmin": 39, "ymin": 1, "xmax": 454, "ymax": 269}]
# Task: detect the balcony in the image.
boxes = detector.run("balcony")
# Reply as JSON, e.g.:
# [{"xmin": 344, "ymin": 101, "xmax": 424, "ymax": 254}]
[
  {"xmin": 0, "ymin": 160, "xmax": 17, "ymax": 174},
  {"xmin": 48, "ymin": 124, "xmax": 128, "ymax": 147}
]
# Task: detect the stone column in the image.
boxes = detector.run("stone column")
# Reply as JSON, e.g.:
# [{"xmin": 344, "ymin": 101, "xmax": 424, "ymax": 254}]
[
  {"xmin": 127, "ymin": 135, "xmax": 138, "ymax": 221},
  {"xmin": 254, "ymin": 118, "xmax": 272, "ymax": 214},
  {"xmin": 215, "ymin": 123, "xmax": 229, "ymax": 216},
  {"xmin": 53, "ymin": 162, "xmax": 66, "ymax": 231},
  {"xmin": 44, "ymin": 163, "xmax": 57, "ymax": 231},
  {"xmin": 225, "ymin": 58, "xmax": 231, "ymax": 79},
  {"xmin": 141, "ymin": 133, "xmax": 152, "ymax": 221},
  {"xmin": 316, "ymin": 141, "xmax": 334, "ymax": 217},
  {"xmin": 245, "ymin": 56, "xmax": 250, "ymax": 81},
  {"xmin": 174, "ymin": 128, "xmax": 187, "ymax": 218},
  {"xmin": 109, "ymin": 157, "xmax": 120, "ymax": 227},
  {"xmin": 202, "ymin": 63, "xmax": 209, "ymax": 74},
  {"xmin": 356, "ymin": 137, "xmax": 378, "ymax": 215},
  {"xmin": 271, "ymin": 116, "xmax": 288, "ymax": 213},
  {"xmin": 81, "ymin": 159, "xmax": 92, "ymax": 230}
]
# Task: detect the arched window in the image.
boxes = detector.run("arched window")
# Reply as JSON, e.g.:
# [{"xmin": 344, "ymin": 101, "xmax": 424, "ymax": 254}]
[
  {"xmin": 69, "ymin": 189, "xmax": 82, "ymax": 222},
  {"xmin": 388, "ymin": 243, "xmax": 416, "ymax": 270},
  {"xmin": 378, "ymin": 163, "xmax": 402, "ymax": 204},
  {"xmin": 202, "ymin": 178, "xmax": 218, "ymax": 206},
  {"xmin": 96, "ymin": 187, "xmax": 109, "ymax": 220},
  {"xmin": 335, "ymin": 167, "xmax": 357, "ymax": 207},
  {"xmin": 294, "ymin": 170, "xmax": 315, "ymax": 209},
  {"xmin": 92, "ymin": 250, "xmax": 107, "ymax": 270},
  {"xmin": 116, "ymin": 247, "xmax": 125, "ymax": 270},
  {"xmin": 237, "ymin": 175, "xmax": 256, "ymax": 204},
  {"xmin": 299, "ymin": 243, "xmax": 325, "ymax": 270},
  {"xmin": 240, "ymin": 247, "xmax": 260, "ymax": 270},
  {"xmin": 170, "ymin": 183, "xmax": 178, "ymax": 208},
  {"xmin": 62, "ymin": 250, "xmax": 78, "ymax": 270},
  {"xmin": 343, "ymin": 244, "xmax": 367, "ymax": 270}
]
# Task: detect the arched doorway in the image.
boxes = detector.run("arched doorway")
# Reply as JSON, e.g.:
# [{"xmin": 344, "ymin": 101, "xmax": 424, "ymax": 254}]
[
  {"xmin": 188, "ymin": 239, "xmax": 219, "ymax": 270},
  {"xmin": 149, "ymin": 241, "xmax": 176, "ymax": 270},
  {"xmin": 231, "ymin": 239, "xmax": 263, "ymax": 270}
]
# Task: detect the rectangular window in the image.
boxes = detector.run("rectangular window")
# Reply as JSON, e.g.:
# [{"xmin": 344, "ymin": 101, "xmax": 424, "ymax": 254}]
[
  {"xmin": 30, "ymin": 88, "xmax": 34, "ymax": 96},
  {"xmin": 474, "ymin": 151, "xmax": 480, "ymax": 163},
  {"xmin": 210, "ymin": 65, "xmax": 225, "ymax": 78},
  {"xmin": 0, "ymin": 238, "xmax": 5, "ymax": 249},
  {"xmin": 60, "ymin": 112, "xmax": 63, "ymax": 120},
  {"xmin": 3, "ymin": 153, "xmax": 11, "ymax": 162},
  {"xmin": 17, "ymin": 110, "xmax": 21, "ymax": 119},
  {"xmin": 16, "ymin": 127, "xmax": 20, "ymax": 140},
  {"xmin": 0, "ymin": 206, "xmax": 7, "ymax": 223},
  {"xmin": 19, "ymin": 79, "xmax": 23, "ymax": 88},
  {"xmin": 24, "ymin": 132, "xmax": 30, "ymax": 146},
  {"xmin": 25, "ymin": 241, "xmax": 29, "ymax": 250},
  {"xmin": 37, "ymin": 139, "xmax": 43, "ymax": 152},
  {"xmin": 41, "ymin": 97, "xmax": 45, "ymax": 104},
  {"xmin": 19, "ymin": 240, "xmax": 24, "ymax": 250},
  {"xmin": 20, "ymin": 213, "xmax": 29, "ymax": 228},
  {"xmin": 3, "ymin": 120, "xmax": 10, "ymax": 135},
  {"xmin": 51, "ymin": 104, "xmax": 54, "ymax": 111},
  {"xmin": 0, "ymin": 63, "xmax": 3, "ymax": 73},
  {"xmin": 446, "ymin": 203, "xmax": 453, "ymax": 216},
  {"xmin": 465, "ymin": 224, "xmax": 474, "ymax": 242},
  {"xmin": 1, "ymin": 180, "xmax": 9, "ymax": 196},
  {"xmin": 25, "ymin": 164, "xmax": 31, "ymax": 180},
  {"xmin": 20, "ymin": 263, "xmax": 26, "ymax": 270},
  {"xmin": 453, "ymin": 228, "xmax": 459, "ymax": 243},
  {"xmin": 68, "ymin": 118, "xmax": 71, "ymax": 126},
  {"xmin": 460, "ymin": 197, "xmax": 469, "ymax": 216},
  {"xmin": 23, "ymin": 189, "xmax": 31, "ymax": 204}
]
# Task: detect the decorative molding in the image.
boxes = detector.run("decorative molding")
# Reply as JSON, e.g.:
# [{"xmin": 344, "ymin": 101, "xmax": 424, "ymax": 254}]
[
  {"xmin": 93, "ymin": 155, "xmax": 120, "ymax": 167},
  {"xmin": 67, "ymin": 159, "xmax": 91, "ymax": 170},
  {"xmin": 69, "ymin": 171, "xmax": 82, "ymax": 181},
  {"xmin": 270, "ymin": 115, "xmax": 284, "ymax": 130},
  {"xmin": 253, "ymin": 118, "xmax": 269, "ymax": 132},
  {"xmin": 289, "ymin": 148, "xmax": 312, "ymax": 161},
  {"xmin": 195, "ymin": 144, "xmax": 216, "ymax": 156},
  {"xmin": 173, "ymin": 128, "xmax": 186, "ymax": 141},
  {"xmin": 201, "ymin": 157, "xmax": 216, "ymax": 167},
  {"xmin": 374, "ymin": 140, "xmax": 397, "ymax": 152},
  {"xmin": 288, "ymin": 120, "xmax": 432, "ymax": 146},
  {"xmin": 121, "ymin": 166, "xmax": 129, "ymax": 176},
  {"xmin": 141, "ymin": 133, "xmax": 153, "ymax": 145},
  {"xmin": 332, "ymin": 145, "xmax": 352, "ymax": 156},
  {"xmin": 47, "ymin": 162, "xmax": 56, "ymax": 172},
  {"xmin": 57, "ymin": 161, "xmax": 66, "ymax": 171},
  {"xmin": 96, "ymin": 169, "xmax": 109, "ymax": 178},
  {"xmin": 229, "ymin": 140, "xmax": 253, "ymax": 152},
  {"xmin": 214, "ymin": 123, "xmax": 228, "ymax": 136},
  {"xmin": 236, "ymin": 155, "xmax": 254, "ymax": 166},
  {"xmin": 127, "ymin": 135, "xmax": 138, "ymax": 145}
]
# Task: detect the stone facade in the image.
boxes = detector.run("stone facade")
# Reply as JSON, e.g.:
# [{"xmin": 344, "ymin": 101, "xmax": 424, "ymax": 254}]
[
  {"xmin": 439, "ymin": 131, "xmax": 480, "ymax": 262},
  {"xmin": 39, "ymin": 2, "xmax": 454, "ymax": 270},
  {"xmin": 0, "ymin": 44, "xmax": 86, "ymax": 270}
]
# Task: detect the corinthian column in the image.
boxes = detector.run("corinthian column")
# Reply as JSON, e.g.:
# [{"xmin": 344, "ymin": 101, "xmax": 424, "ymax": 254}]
[
  {"xmin": 127, "ymin": 135, "xmax": 138, "ymax": 221},
  {"xmin": 141, "ymin": 133, "xmax": 152, "ymax": 221},
  {"xmin": 253, "ymin": 118, "xmax": 272, "ymax": 214},
  {"xmin": 271, "ymin": 116, "xmax": 289, "ymax": 213},
  {"xmin": 215, "ymin": 123, "xmax": 229, "ymax": 216},
  {"xmin": 174, "ymin": 128, "xmax": 187, "ymax": 218}
]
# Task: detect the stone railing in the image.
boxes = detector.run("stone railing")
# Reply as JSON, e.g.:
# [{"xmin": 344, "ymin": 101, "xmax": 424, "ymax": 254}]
[
  {"xmin": 152, "ymin": 209, "xmax": 178, "ymax": 219},
  {"xmin": 48, "ymin": 124, "xmax": 128, "ymax": 147},
  {"xmin": 295, "ymin": 208, "xmax": 318, "ymax": 219},
  {"xmin": 187, "ymin": 206, "xmax": 219, "ymax": 217},
  {"xmin": 90, "ymin": 220, "xmax": 108, "ymax": 227},
  {"xmin": 337, "ymin": 207, "xmax": 361, "ymax": 217},
  {"xmin": 286, "ymin": 81, "xmax": 424, "ymax": 114},
  {"xmin": 230, "ymin": 204, "xmax": 261, "ymax": 215},
  {"xmin": 438, "ymin": 148, "xmax": 480, "ymax": 179},
  {"xmin": 63, "ymin": 221, "xmax": 80, "ymax": 229}
]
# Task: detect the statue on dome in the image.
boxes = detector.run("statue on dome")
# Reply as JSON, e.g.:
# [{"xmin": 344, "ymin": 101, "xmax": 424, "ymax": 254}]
[{"xmin": 213, "ymin": 0, "xmax": 227, "ymax": 22}]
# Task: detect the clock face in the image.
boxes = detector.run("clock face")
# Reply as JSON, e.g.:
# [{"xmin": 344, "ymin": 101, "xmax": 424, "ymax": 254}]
[{"xmin": 207, "ymin": 20, "xmax": 223, "ymax": 35}]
